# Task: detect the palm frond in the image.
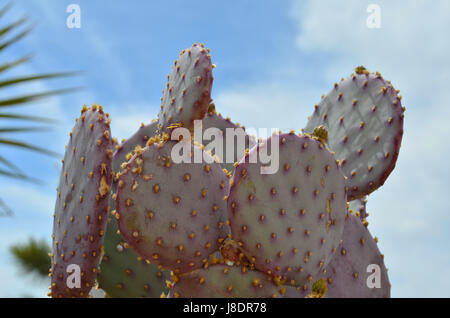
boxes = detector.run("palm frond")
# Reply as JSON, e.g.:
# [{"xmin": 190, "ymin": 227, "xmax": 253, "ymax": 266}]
[
  {"xmin": 0, "ymin": 168, "xmax": 40, "ymax": 183},
  {"xmin": 0, "ymin": 153, "xmax": 22, "ymax": 171},
  {"xmin": 0, "ymin": 197, "xmax": 12, "ymax": 216},
  {"xmin": 0, "ymin": 2, "xmax": 13, "ymax": 20},
  {"xmin": 0, "ymin": 25, "xmax": 32, "ymax": 51},
  {"xmin": 0, "ymin": 113, "xmax": 58, "ymax": 123},
  {"xmin": 0, "ymin": 55, "xmax": 32, "ymax": 74},
  {"xmin": 0, "ymin": 1, "xmax": 79, "ymax": 215},
  {"xmin": 0, "ymin": 126, "xmax": 51, "ymax": 133},
  {"xmin": 0, "ymin": 87, "xmax": 80, "ymax": 108},
  {"xmin": 9, "ymin": 238, "xmax": 51, "ymax": 277},
  {"xmin": 0, "ymin": 15, "xmax": 27, "ymax": 38},
  {"xmin": 0, "ymin": 138, "xmax": 59, "ymax": 157},
  {"xmin": 0, "ymin": 72, "xmax": 77, "ymax": 89}
]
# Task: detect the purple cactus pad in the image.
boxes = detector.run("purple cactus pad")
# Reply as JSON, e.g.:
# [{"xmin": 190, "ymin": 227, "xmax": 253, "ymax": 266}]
[{"xmin": 50, "ymin": 105, "xmax": 113, "ymax": 298}]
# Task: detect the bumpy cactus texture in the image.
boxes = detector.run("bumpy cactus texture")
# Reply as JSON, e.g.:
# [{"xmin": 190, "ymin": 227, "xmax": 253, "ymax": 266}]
[
  {"xmin": 320, "ymin": 212, "xmax": 390, "ymax": 298},
  {"xmin": 304, "ymin": 67, "xmax": 405, "ymax": 200},
  {"xmin": 349, "ymin": 197, "xmax": 367, "ymax": 221},
  {"xmin": 201, "ymin": 106, "xmax": 256, "ymax": 175},
  {"xmin": 169, "ymin": 264, "xmax": 283, "ymax": 298},
  {"xmin": 97, "ymin": 213, "xmax": 169, "ymax": 298},
  {"xmin": 51, "ymin": 44, "xmax": 403, "ymax": 298},
  {"xmin": 116, "ymin": 140, "xmax": 230, "ymax": 274},
  {"xmin": 97, "ymin": 120, "xmax": 168, "ymax": 297},
  {"xmin": 228, "ymin": 133, "xmax": 347, "ymax": 286},
  {"xmin": 112, "ymin": 121, "xmax": 160, "ymax": 172},
  {"xmin": 50, "ymin": 105, "xmax": 113, "ymax": 298},
  {"xmin": 158, "ymin": 43, "xmax": 213, "ymax": 132}
]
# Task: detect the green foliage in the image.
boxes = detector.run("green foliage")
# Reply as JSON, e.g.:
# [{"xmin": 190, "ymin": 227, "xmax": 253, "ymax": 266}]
[{"xmin": 10, "ymin": 237, "xmax": 51, "ymax": 278}]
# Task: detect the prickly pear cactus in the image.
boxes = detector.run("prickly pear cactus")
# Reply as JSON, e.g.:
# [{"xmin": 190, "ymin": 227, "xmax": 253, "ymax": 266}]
[
  {"xmin": 304, "ymin": 67, "xmax": 405, "ymax": 200},
  {"xmin": 158, "ymin": 43, "xmax": 214, "ymax": 132},
  {"xmin": 112, "ymin": 121, "xmax": 160, "ymax": 172},
  {"xmin": 98, "ymin": 121, "xmax": 169, "ymax": 297},
  {"xmin": 51, "ymin": 44, "xmax": 403, "ymax": 299},
  {"xmin": 50, "ymin": 105, "xmax": 113, "ymax": 298},
  {"xmin": 201, "ymin": 104, "xmax": 256, "ymax": 175},
  {"xmin": 97, "ymin": 213, "xmax": 169, "ymax": 298},
  {"xmin": 320, "ymin": 212, "xmax": 390, "ymax": 298},
  {"xmin": 115, "ymin": 140, "xmax": 230, "ymax": 274},
  {"xmin": 228, "ymin": 132, "xmax": 347, "ymax": 286},
  {"xmin": 169, "ymin": 264, "xmax": 284, "ymax": 298},
  {"xmin": 349, "ymin": 197, "xmax": 368, "ymax": 221}
]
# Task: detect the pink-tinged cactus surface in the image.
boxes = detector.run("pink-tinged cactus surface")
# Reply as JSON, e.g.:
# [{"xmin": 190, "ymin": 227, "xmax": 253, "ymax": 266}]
[
  {"xmin": 158, "ymin": 43, "xmax": 213, "ymax": 132},
  {"xmin": 51, "ymin": 105, "xmax": 113, "ymax": 298},
  {"xmin": 321, "ymin": 212, "xmax": 390, "ymax": 298},
  {"xmin": 116, "ymin": 140, "xmax": 230, "ymax": 274},
  {"xmin": 170, "ymin": 264, "xmax": 283, "ymax": 298},
  {"xmin": 228, "ymin": 132, "xmax": 347, "ymax": 287},
  {"xmin": 304, "ymin": 67, "xmax": 404, "ymax": 200}
]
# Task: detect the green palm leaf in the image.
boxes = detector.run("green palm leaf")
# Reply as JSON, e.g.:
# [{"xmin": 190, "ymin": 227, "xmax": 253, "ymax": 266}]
[
  {"xmin": 9, "ymin": 238, "xmax": 51, "ymax": 277},
  {"xmin": 0, "ymin": 72, "xmax": 77, "ymax": 89},
  {"xmin": 0, "ymin": 16, "xmax": 27, "ymax": 38},
  {"xmin": 0, "ymin": 87, "xmax": 80, "ymax": 108},
  {"xmin": 0, "ymin": 113, "xmax": 58, "ymax": 123},
  {"xmin": 0, "ymin": 138, "xmax": 59, "ymax": 157},
  {"xmin": 0, "ymin": 126, "xmax": 51, "ymax": 133},
  {"xmin": 0, "ymin": 55, "xmax": 31, "ymax": 73},
  {"xmin": 0, "ymin": 153, "xmax": 21, "ymax": 171}
]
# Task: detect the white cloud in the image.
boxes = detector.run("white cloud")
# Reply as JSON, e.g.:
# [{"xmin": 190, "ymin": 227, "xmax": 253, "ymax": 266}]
[{"xmin": 214, "ymin": 82, "xmax": 319, "ymax": 133}]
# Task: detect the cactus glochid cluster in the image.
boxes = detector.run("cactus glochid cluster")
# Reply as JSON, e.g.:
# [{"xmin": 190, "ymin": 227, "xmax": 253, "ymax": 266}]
[{"xmin": 49, "ymin": 43, "xmax": 404, "ymax": 298}]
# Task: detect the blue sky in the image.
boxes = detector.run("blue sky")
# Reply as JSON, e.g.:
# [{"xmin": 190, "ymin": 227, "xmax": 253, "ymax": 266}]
[{"xmin": 0, "ymin": 0, "xmax": 449, "ymax": 297}]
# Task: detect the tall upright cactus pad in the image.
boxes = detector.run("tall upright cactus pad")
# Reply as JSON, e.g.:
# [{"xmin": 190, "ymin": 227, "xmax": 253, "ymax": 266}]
[
  {"xmin": 228, "ymin": 132, "xmax": 347, "ymax": 286},
  {"xmin": 97, "ymin": 215, "xmax": 169, "ymax": 298},
  {"xmin": 321, "ymin": 212, "xmax": 390, "ymax": 298},
  {"xmin": 201, "ymin": 107, "xmax": 256, "ymax": 174},
  {"xmin": 50, "ymin": 105, "xmax": 113, "ymax": 298},
  {"xmin": 304, "ymin": 67, "xmax": 404, "ymax": 200},
  {"xmin": 116, "ymin": 140, "xmax": 230, "ymax": 274},
  {"xmin": 98, "ymin": 120, "xmax": 168, "ymax": 297},
  {"xmin": 349, "ymin": 197, "xmax": 367, "ymax": 221},
  {"xmin": 169, "ymin": 264, "xmax": 283, "ymax": 298},
  {"xmin": 158, "ymin": 43, "xmax": 213, "ymax": 132}
]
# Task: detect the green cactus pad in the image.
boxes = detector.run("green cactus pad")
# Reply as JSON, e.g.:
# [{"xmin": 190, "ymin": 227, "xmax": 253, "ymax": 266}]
[
  {"xmin": 116, "ymin": 140, "xmax": 230, "ymax": 274},
  {"xmin": 228, "ymin": 132, "xmax": 347, "ymax": 286},
  {"xmin": 50, "ymin": 105, "xmax": 113, "ymax": 298},
  {"xmin": 158, "ymin": 43, "xmax": 213, "ymax": 132},
  {"xmin": 97, "ymin": 214, "xmax": 169, "ymax": 298},
  {"xmin": 304, "ymin": 67, "xmax": 404, "ymax": 200},
  {"xmin": 169, "ymin": 264, "xmax": 283, "ymax": 298}
]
